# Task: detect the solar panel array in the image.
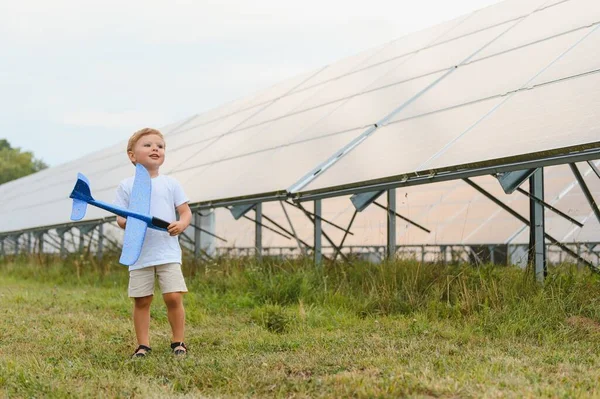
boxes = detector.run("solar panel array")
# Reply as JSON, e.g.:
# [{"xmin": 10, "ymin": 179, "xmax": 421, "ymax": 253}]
[{"xmin": 1, "ymin": 0, "xmax": 599, "ymax": 254}]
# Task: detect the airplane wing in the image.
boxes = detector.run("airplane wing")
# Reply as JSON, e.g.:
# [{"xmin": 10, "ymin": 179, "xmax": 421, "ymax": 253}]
[
  {"xmin": 119, "ymin": 164, "xmax": 152, "ymax": 266},
  {"xmin": 120, "ymin": 217, "xmax": 148, "ymax": 266}
]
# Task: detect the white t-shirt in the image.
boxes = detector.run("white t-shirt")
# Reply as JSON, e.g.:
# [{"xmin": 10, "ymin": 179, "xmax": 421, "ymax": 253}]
[{"xmin": 114, "ymin": 174, "xmax": 189, "ymax": 271}]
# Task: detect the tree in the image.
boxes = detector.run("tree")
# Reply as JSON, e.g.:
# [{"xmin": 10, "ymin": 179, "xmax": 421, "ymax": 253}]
[{"xmin": 0, "ymin": 139, "xmax": 48, "ymax": 185}]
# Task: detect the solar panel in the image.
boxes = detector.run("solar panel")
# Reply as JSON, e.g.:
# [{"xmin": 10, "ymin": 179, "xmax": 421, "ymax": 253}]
[
  {"xmin": 296, "ymin": 22, "xmax": 600, "ymax": 196},
  {"xmin": 432, "ymin": 0, "xmax": 546, "ymax": 43},
  {"xmin": 472, "ymin": 0, "xmax": 600, "ymax": 61}
]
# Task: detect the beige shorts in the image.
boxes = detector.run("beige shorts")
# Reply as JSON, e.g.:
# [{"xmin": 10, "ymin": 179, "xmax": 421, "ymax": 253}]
[{"xmin": 128, "ymin": 263, "xmax": 188, "ymax": 298}]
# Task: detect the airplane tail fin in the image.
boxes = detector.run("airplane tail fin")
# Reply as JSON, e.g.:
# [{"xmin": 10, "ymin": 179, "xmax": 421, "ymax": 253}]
[{"xmin": 69, "ymin": 173, "xmax": 93, "ymax": 221}]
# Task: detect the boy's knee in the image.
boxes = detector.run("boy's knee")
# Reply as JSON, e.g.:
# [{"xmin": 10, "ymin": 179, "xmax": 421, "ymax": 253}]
[
  {"xmin": 134, "ymin": 295, "xmax": 153, "ymax": 308},
  {"xmin": 163, "ymin": 292, "xmax": 183, "ymax": 308}
]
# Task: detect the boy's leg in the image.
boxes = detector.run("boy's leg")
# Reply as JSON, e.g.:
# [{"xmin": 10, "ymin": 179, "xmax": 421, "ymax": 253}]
[
  {"xmin": 129, "ymin": 267, "xmax": 156, "ymax": 355},
  {"xmin": 133, "ymin": 295, "xmax": 153, "ymax": 352},
  {"xmin": 163, "ymin": 292, "xmax": 185, "ymax": 343},
  {"xmin": 156, "ymin": 263, "xmax": 188, "ymax": 352}
]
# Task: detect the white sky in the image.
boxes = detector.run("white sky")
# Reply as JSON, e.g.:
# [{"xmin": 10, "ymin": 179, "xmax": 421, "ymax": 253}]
[{"xmin": 0, "ymin": 0, "xmax": 500, "ymax": 166}]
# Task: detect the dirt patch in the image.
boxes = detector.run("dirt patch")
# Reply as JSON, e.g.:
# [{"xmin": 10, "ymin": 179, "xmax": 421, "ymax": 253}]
[{"xmin": 566, "ymin": 316, "xmax": 600, "ymax": 333}]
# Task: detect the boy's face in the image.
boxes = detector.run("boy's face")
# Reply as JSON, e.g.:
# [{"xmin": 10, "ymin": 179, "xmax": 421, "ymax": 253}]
[{"xmin": 128, "ymin": 134, "xmax": 165, "ymax": 170}]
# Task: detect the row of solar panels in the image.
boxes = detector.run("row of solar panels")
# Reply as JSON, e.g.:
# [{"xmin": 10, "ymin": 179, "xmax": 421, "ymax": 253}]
[{"xmin": 1, "ymin": 0, "xmax": 599, "ymax": 246}]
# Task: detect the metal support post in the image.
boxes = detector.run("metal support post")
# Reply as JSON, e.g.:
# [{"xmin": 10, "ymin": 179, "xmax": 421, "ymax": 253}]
[
  {"xmin": 37, "ymin": 232, "xmax": 44, "ymax": 254},
  {"xmin": 255, "ymin": 203, "xmax": 262, "ymax": 260},
  {"xmin": 97, "ymin": 224, "xmax": 104, "ymax": 260},
  {"xmin": 296, "ymin": 202, "xmax": 347, "ymax": 262},
  {"xmin": 314, "ymin": 200, "xmax": 322, "ymax": 265},
  {"xmin": 60, "ymin": 232, "xmax": 66, "ymax": 258},
  {"xmin": 529, "ymin": 168, "xmax": 547, "ymax": 283},
  {"xmin": 194, "ymin": 212, "xmax": 202, "ymax": 259},
  {"xmin": 387, "ymin": 189, "xmax": 397, "ymax": 259},
  {"xmin": 441, "ymin": 245, "xmax": 447, "ymax": 266},
  {"xmin": 78, "ymin": 228, "xmax": 85, "ymax": 252}
]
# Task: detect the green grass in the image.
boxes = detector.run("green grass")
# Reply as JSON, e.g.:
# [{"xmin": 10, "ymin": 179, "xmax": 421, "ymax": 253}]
[{"xmin": 2, "ymin": 255, "xmax": 600, "ymax": 398}]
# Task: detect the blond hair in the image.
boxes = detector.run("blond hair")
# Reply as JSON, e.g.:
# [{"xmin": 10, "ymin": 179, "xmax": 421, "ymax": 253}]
[
  {"xmin": 127, "ymin": 128, "xmax": 166, "ymax": 165},
  {"xmin": 127, "ymin": 128, "xmax": 165, "ymax": 153}
]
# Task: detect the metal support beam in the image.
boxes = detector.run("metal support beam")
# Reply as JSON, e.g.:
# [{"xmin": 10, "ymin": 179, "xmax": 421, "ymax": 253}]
[
  {"xmin": 285, "ymin": 200, "xmax": 354, "ymax": 236},
  {"xmin": 529, "ymin": 169, "xmax": 547, "ymax": 283},
  {"xmin": 387, "ymin": 189, "xmax": 397, "ymax": 259},
  {"xmin": 296, "ymin": 202, "xmax": 345, "ymax": 262},
  {"xmin": 36, "ymin": 231, "xmax": 44, "ymax": 254},
  {"xmin": 255, "ymin": 203, "xmax": 262, "ymax": 260},
  {"xmin": 194, "ymin": 212, "xmax": 202, "ymax": 259},
  {"xmin": 372, "ymin": 201, "xmax": 431, "ymax": 233},
  {"xmin": 59, "ymin": 231, "xmax": 66, "ymax": 258},
  {"xmin": 242, "ymin": 213, "xmax": 291, "ymax": 240},
  {"xmin": 97, "ymin": 224, "xmax": 104, "ymax": 260},
  {"xmin": 294, "ymin": 147, "xmax": 600, "ymax": 203},
  {"xmin": 256, "ymin": 205, "xmax": 312, "ymax": 254},
  {"xmin": 280, "ymin": 201, "xmax": 309, "ymax": 256},
  {"xmin": 38, "ymin": 232, "xmax": 62, "ymax": 252},
  {"xmin": 463, "ymin": 178, "xmax": 597, "ymax": 273},
  {"xmin": 188, "ymin": 223, "xmax": 226, "ymax": 242},
  {"xmin": 570, "ymin": 163, "xmax": 600, "ymax": 224},
  {"xmin": 333, "ymin": 210, "xmax": 358, "ymax": 261},
  {"xmin": 515, "ymin": 187, "xmax": 583, "ymax": 227},
  {"xmin": 588, "ymin": 160, "xmax": 600, "ymax": 179},
  {"xmin": 314, "ymin": 200, "xmax": 322, "ymax": 265},
  {"xmin": 78, "ymin": 228, "xmax": 85, "ymax": 252},
  {"xmin": 181, "ymin": 230, "xmax": 213, "ymax": 261}
]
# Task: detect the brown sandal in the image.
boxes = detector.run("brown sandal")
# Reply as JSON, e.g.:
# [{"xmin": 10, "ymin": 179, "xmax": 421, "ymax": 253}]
[
  {"xmin": 132, "ymin": 345, "xmax": 152, "ymax": 358},
  {"xmin": 170, "ymin": 342, "xmax": 187, "ymax": 355}
]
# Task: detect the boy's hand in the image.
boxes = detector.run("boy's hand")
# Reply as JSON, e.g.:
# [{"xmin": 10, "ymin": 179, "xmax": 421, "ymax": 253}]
[
  {"xmin": 167, "ymin": 221, "xmax": 187, "ymax": 236},
  {"xmin": 117, "ymin": 216, "xmax": 127, "ymax": 229}
]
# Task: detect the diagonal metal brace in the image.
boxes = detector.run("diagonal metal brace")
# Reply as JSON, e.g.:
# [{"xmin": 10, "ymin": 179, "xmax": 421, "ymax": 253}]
[
  {"xmin": 372, "ymin": 201, "xmax": 431, "ymax": 233},
  {"xmin": 241, "ymin": 214, "xmax": 291, "ymax": 241},
  {"xmin": 285, "ymin": 200, "xmax": 354, "ymax": 236},
  {"xmin": 570, "ymin": 163, "xmax": 600, "ymax": 225},
  {"xmin": 188, "ymin": 222, "xmax": 227, "ymax": 243},
  {"xmin": 515, "ymin": 187, "xmax": 583, "ymax": 227},
  {"xmin": 333, "ymin": 209, "xmax": 358, "ymax": 261},
  {"xmin": 260, "ymin": 209, "xmax": 313, "ymax": 252},
  {"xmin": 463, "ymin": 178, "xmax": 598, "ymax": 273}
]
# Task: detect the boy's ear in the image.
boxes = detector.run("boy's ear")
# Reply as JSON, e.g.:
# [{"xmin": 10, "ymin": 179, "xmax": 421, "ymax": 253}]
[{"xmin": 127, "ymin": 151, "xmax": 136, "ymax": 165}]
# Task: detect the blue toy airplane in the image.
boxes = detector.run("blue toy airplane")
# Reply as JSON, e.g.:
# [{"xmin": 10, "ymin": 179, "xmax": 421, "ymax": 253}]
[{"xmin": 69, "ymin": 164, "xmax": 170, "ymax": 266}]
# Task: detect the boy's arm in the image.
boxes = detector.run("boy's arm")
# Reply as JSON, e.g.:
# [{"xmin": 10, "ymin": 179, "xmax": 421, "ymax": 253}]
[
  {"xmin": 167, "ymin": 202, "xmax": 192, "ymax": 236},
  {"xmin": 114, "ymin": 182, "xmax": 129, "ymax": 230}
]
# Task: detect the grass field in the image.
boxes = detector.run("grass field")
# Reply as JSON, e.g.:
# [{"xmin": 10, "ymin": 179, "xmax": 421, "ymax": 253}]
[{"xmin": 2, "ymin": 255, "xmax": 600, "ymax": 398}]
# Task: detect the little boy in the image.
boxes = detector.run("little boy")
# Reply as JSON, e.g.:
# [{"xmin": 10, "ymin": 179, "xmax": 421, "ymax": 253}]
[{"xmin": 114, "ymin": 127, "xmax": 192, "ymax": 357}]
